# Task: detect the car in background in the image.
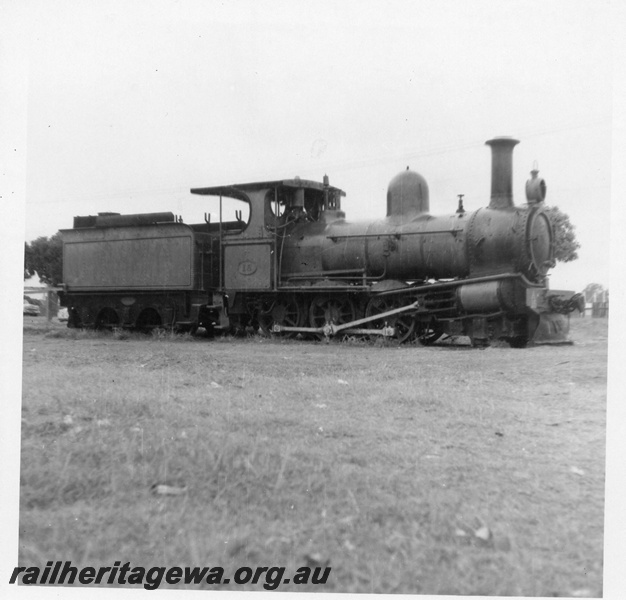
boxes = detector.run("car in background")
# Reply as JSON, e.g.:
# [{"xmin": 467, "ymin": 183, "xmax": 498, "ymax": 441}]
[{"xmin": 23, "ymin": 299, "xmax": 40, "ymax": 316}]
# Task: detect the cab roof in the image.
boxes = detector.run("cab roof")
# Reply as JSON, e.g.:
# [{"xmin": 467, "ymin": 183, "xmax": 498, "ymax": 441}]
[{"xmin": 190, "ymin": 177, "xmax": 345, "ymax": 200}]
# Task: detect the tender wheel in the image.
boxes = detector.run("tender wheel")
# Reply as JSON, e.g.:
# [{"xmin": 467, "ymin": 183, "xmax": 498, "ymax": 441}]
[
  {"xmin": 365, "ymin": 295, "xmax": 416, "ymax": 343},
  {"xmin": 258, "ymin": 296, "xmax": 304, "ymax": 337},
  {"xmin": 135, "ymin": 308, "xmax": 162, "ymax": 332},
  {"xmin": 95, "ymin": 307, "xmax": 119, "ymax": 330},
  {"xmin": 309, "ymin": 294, "xmax": 357, "ymax": 338},
  {"xmin": 67, "ymin": 307, "xmax": 82, "ymax": 329},
  {"xmin": 416, "ymin": 319, "xmax": 444, "ymax": 345}
]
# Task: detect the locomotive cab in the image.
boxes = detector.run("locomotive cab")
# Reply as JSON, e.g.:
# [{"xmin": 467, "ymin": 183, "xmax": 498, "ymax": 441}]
[
  {"xmin": 191, "ymin": 177, "xmax": 345, "ymax": 236},
  {"xmin": 266, "ymin": 178, "xmax": 343, "ymax": 224},
  {"xmin": 190, "ymin": 178, "xmax": 346, "ymax": 293}
]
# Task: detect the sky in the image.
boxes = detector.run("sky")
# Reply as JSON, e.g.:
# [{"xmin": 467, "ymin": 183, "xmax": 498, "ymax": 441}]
[{"xmin": 5, "ymin": 0, "xmax": 618, "ymax": 293}]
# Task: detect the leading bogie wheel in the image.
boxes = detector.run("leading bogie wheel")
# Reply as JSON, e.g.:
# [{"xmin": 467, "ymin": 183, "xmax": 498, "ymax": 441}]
[{"xmin": 416, "ymin": 319, "xmax": 444, "ymax": 345}]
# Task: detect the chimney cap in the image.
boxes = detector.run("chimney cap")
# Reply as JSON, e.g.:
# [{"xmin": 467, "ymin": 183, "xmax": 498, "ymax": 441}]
[{"xmin": 485, "ymin": 136, "xmax": 520, "ymax": 147}]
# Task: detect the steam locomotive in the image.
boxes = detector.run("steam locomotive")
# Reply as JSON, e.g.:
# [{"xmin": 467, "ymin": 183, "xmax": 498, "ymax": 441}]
[{"xmin": 59, "ymin": 137, "xmax": 581, "ymax": 347}]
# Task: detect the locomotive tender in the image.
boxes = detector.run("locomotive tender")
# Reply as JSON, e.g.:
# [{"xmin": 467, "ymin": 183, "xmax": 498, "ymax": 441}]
[{"xmin": 59, "ymin": 137, "xmax": 578, "ymax": 347}]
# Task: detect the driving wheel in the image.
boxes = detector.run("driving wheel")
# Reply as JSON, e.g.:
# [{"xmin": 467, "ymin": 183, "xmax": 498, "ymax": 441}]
[{"xmin": 365, "ymin": 295, "xmax": 416, "ymax": 343}]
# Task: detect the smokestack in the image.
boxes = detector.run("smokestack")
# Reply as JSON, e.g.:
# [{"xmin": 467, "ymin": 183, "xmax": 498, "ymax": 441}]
[{"xmin": 485, "ymin": 137, "xmax": 519, "ymax": 209}]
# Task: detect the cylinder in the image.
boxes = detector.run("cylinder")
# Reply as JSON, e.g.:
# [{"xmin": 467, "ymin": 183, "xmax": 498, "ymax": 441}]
[
  {"xmin": 485, "ymin": 137, "xmax": 520, "ymax": 209},
  {"xmin": 457, "ymin": 281, "xmax": 502, "ymax": 313}
]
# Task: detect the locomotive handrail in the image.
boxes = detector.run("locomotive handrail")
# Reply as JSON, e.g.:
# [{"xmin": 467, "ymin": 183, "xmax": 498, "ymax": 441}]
[
  {"xmin": 24, "ymin": 286, "xmax": 65, "ymax": 293},
  {"xmin": 327, "ymin": 229, "xmax": 464, "ymax": 241},
  {"xmin": 219, "ymin": 194, "xmax": 223, "ymax": 288},
  {"xmin": 434, "ymin": 310, "xmax": 505, "ymax": 321},
  {"xmin": 273, "ymin": 187, "xmax": 279, "ymax": 290},
  {"xmin": 281, "ymin": 266, "xmax": 388, "ymax": 283},
  {"xmin": 516, "ymin": 273, "xmax": 548, "ymax": 288},
  {"xmin": 277, "ymin": 285, "xmax": 372, "ymax": 292},
  {"xmin": 282, "ymin": 267, "xmax": 366, "ymax": 278},
  {"xmin": 375, "ymin": 272, "xmax": 544, "ymax": 297},
  {"xmin": 221, "ymin": 239, "xmax": 274, "ymax": 246}
]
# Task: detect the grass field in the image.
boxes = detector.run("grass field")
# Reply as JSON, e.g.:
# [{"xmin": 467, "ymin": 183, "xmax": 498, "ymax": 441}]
[{"xmin": 18, "ymin": 317, "xmax": 607, "ymax": 595}]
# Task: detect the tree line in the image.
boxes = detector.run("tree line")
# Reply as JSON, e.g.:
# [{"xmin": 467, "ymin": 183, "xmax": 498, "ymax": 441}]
[{"xmin": 24, "ymin": 233, "xmax": 63, "ymax": 286}]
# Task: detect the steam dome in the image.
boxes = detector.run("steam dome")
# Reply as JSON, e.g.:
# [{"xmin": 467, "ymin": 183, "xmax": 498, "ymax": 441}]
[{"xmin": 386, "ymin": 168, "xmax": 429, "ymax": 217}]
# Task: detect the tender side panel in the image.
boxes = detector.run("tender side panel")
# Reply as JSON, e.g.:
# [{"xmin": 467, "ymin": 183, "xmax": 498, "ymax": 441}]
[{"xmin": 62, "ymin": 225, "xmax": 196, "ymax": 291}]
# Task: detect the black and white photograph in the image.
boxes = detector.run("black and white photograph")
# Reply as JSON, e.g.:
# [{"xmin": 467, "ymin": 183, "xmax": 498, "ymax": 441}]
[{"xmin": 2, "ymin": 0, "xmax": 624, "ymax": 598}]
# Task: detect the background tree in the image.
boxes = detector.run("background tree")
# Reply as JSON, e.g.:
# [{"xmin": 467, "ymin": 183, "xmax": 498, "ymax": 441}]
[
  {"xmin": 543, "ymin": 206, "xmax": 580, "ymax": 263},
  {"xmin": 24, "ymin": 233, "xmax": 63, "ymax": 286},
  {"xmin": 583, "ymin": 283, "xmax": 606, "ymax": 303}
]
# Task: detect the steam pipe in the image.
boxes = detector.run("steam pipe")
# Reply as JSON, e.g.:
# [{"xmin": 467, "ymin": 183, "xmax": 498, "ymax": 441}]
[{"xmin": 485, "ymin": 137, "xmax": 519, "ymax": 209}]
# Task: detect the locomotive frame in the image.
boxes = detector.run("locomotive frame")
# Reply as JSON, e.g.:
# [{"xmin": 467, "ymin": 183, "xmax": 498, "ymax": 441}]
[{"xmin": 59, "ymin": 137, "xmax": 581, "ymax": 347}]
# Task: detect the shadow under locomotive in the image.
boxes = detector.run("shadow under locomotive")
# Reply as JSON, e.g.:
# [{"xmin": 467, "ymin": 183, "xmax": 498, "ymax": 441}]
[{"xmin": 58, "ymin": 137, "xmax": 583, "ymax": 348}]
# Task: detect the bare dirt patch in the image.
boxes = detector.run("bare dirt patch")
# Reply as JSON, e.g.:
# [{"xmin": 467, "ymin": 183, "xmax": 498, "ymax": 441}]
[{"xmin": 19, "ymin": 317, "xmax": 607, "ymax": 595}]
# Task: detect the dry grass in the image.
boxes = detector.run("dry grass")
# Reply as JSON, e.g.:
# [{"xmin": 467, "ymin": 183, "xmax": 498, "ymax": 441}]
[{"xmin": 19, "ymin": 316, "xmax": 607, "ymax": 595}]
